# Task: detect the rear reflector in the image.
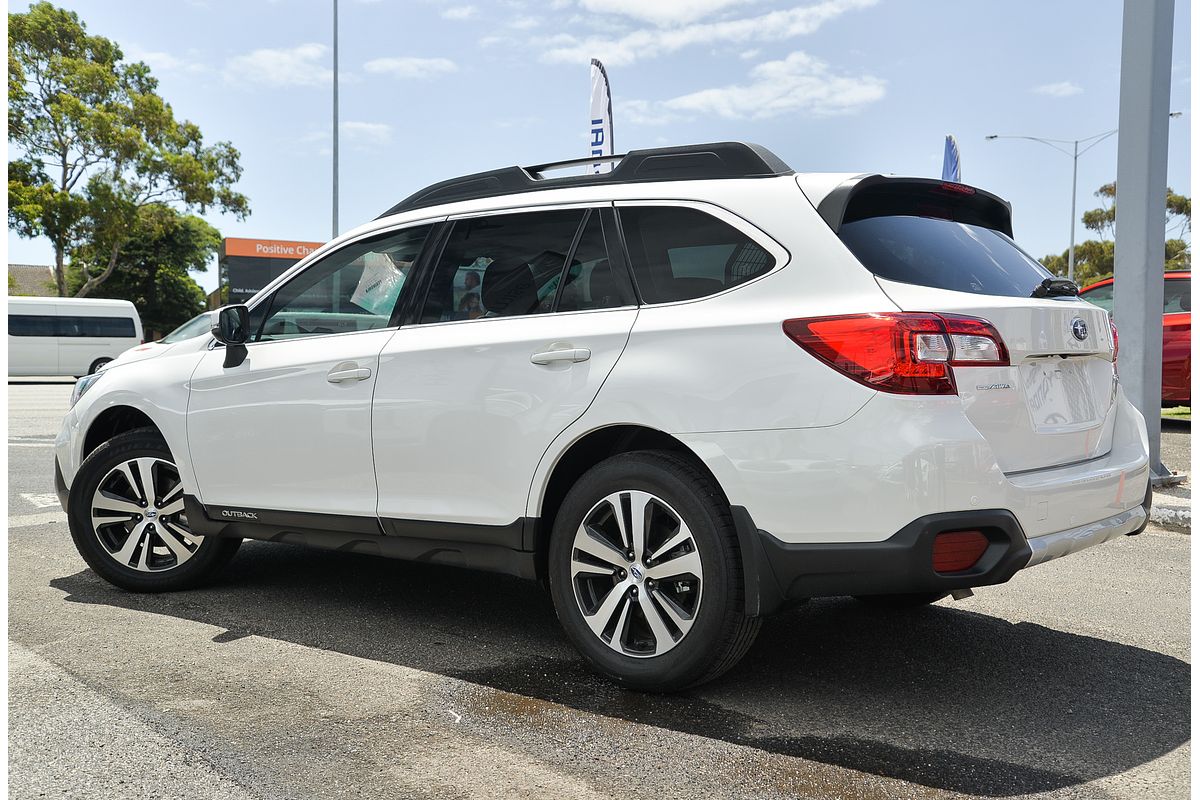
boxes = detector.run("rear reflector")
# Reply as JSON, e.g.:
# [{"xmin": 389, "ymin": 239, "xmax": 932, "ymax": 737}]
[
  {"xmin": 932, "ymin": 530, "xmax": 989, "ymax": 573},
  {"xmin": 782, "ymin": 312, "xmax": 1009, "ymax": 395}
]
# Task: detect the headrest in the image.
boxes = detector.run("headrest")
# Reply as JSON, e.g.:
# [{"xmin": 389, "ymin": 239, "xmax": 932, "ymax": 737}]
[{"xmin": 482, "ymin": 261, "xmax": 538, "ymax": 316}]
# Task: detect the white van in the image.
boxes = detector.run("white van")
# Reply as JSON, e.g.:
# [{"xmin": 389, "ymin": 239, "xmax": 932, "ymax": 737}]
[{"xmin": 8, "ymin": 296, "xmax": 143, "ymax": 377}]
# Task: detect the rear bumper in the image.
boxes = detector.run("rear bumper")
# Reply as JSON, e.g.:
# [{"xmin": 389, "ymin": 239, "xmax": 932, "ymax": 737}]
[{"xmin": 738, "ymin": 504, "xmax": 1146, "ymax": 615}]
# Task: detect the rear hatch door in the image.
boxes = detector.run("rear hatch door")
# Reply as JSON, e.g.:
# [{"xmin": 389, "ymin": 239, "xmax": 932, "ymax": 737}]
[{"xmin": 827, "ymin": 178, "xmax": 1118, "ymax": 474}]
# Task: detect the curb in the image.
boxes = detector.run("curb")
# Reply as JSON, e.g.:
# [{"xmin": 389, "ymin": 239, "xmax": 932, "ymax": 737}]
[{"xmin": 1150, "ymin": 494, "xmax": 1191, "ymax": 532}]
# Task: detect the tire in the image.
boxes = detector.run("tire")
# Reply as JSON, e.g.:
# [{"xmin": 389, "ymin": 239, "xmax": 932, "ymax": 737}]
[
  {"xmin": 548, "ymin": 450, "xmax": 760, "ymax": 692},
  {"xmin": 88, "ymin": 358, "xmax": 112, "ymax": 375},
  {"xmin": 854, "ymin": 592, "xmax": 948, "ymax": 608},
  {"xmin": 67, "ymin": 428, "xmax": 241, "ymax": 592}
]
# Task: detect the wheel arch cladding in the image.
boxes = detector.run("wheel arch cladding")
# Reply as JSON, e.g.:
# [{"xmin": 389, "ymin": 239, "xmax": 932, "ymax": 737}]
[
  {"xmin": 532, "ymin": 425, "xmax": 753, "ymax": 602},
  {"xmin": 83, "ymin": 406, "xmax": 160, "ymax": 460}
]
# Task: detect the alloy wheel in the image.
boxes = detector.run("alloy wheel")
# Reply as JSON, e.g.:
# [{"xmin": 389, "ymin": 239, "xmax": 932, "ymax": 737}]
[
  {"xmin": 569, "ymin": 490, "xmax": 704, "ymax": 657},
  {"xmin": 90, "ymin": 457, "xmax": 201, "ymax": 572}
]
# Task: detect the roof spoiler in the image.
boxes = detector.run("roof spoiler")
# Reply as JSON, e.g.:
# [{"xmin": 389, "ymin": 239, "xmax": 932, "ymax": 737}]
[{"xmin": 815, "ymin": 175, "xmax": 1014, "ymax": 238}]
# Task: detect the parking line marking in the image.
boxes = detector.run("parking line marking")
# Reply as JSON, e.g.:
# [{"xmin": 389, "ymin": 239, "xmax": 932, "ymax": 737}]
[
  {"xmin": 9, "ymin": 511, "xmax": 66, "ymax": 529},
  {"xmin": 21, "ymin": 493, "xmax": 61, "ymax": 509}
]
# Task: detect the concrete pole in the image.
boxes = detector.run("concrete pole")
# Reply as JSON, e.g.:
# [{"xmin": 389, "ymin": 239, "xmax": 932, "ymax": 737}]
[
  {"xmin": 1067, "ymin": 141, "xmax": 1078, "ymax": 282},
  {"xmin": 332, "ymin": 0, "xmax": 340, "ymax": 240},
  {"xmin": 1113, "ymin": 0, "xmax": 1174, "ymax": 481}
]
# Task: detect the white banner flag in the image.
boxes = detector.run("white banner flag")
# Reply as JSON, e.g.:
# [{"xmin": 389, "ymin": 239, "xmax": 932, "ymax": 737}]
[{"xmin": 588, "ymin": 58, "xmax": 613, "ymax": 173}]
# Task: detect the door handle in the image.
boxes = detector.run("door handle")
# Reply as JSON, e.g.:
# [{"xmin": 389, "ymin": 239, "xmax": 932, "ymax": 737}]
[
  {"xmin": 327, "ymin": 363, "xmax": 372, "ymax": 383},
  {"xmin": 530, "ymin": 347, "xmax": 591, "ymax": 365}
]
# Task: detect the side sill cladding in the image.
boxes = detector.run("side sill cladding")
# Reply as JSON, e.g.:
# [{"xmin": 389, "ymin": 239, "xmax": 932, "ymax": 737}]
[{"xmin": 184, "ymin": 497, "xmax": 537, "ymax": 580}]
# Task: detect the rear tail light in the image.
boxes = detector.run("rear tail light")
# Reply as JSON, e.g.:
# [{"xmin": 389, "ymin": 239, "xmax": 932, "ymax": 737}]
[
  {"xmin": 782, "ymin": 312, "xmax": 1009, "ymax": 396},
  {"xmin": 932, "ymin": 530, "xmax": 989, "ymax": 573}
]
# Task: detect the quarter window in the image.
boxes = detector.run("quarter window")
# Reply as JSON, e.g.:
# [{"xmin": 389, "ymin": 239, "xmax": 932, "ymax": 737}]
[
  {"xmin": 420, "ymin": 210, "xmax": 584, "ymax": 323},
  {"xmin": 618, "ymin": 206, "xmax": 776, "ymax": 304},
  {"xmin": 254, "ymin": 225, "xmax": 431, "ymax": 342},
  {"xmin": 1164, "ymin": 277, "xmax": 1191, "ymax": 313}
]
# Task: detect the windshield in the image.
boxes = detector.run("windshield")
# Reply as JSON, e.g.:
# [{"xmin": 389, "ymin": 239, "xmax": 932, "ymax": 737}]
[
  {"xmin": 839, "ymin": 215, "xmax": 1054, "ymax": 298},
  {"xmin": 160, "ymin": 311, "xmax": 214, "ymax": 343}
]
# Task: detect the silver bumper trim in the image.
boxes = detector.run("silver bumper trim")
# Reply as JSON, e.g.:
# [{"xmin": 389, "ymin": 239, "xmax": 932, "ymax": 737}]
[{"xmin": 1024, "ymin": 506, "xmax": 1146, "ymax": 569}]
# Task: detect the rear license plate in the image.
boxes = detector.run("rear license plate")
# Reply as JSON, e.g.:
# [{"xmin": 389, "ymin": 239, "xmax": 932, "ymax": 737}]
[{"xmin": 1022, "ymin": 359, "xmax": 1100, "ymax": 430}]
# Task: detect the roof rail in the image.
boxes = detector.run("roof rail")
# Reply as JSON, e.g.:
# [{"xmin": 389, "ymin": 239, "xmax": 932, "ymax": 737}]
[{"xmin": 379, "ymin": 141, "xmax": 793, "ymax": 218}]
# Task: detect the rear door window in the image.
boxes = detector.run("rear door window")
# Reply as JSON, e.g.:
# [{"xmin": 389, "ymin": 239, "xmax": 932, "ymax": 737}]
[
  {"xmin": 419, "ymin": 209, "xmax": 585, "ymax": 323},
  {"xmin": 618, "ymin": 206, "xmax": 776, "ymax": 304},
  {"xmin": 1081, "ymin": 283, "xmax": 1114, "ymax": 313},
  {"xmin": 838, "ymin": 215, "xmax": 1054, "ymax": 298}
]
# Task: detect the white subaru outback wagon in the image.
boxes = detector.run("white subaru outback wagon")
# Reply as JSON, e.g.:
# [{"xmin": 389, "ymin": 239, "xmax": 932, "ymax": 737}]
[{"xmin": 56, "ymin": 142, "xmax": 1151, "ymax": 691}]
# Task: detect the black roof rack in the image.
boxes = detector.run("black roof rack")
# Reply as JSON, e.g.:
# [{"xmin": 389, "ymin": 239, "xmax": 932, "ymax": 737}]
[{"xmin": 379, "ymin": 141, "xmax": 793, "ymax": 218}]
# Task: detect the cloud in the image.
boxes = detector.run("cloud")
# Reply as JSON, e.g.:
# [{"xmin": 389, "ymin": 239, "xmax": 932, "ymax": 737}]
[
  {"xmin": 341, "ymin": 121, "xmax": 393, "ymax": 144},
  {"xmin": 363, "ymin": 56, "xmax": 458, "ymax": 79},
  {"xmin": 541, "ymin": 0, "xmax": 877, "ymax": 66},
  {"xmin": 442, "ymin": 5, "xmax": 477, "ymax": 20},
  {"xmin": 127, "ymin": 46, "xmax": 206, "ymax": 75},
  {"xmin": 224, "ymin": 43, "xmax": 331, "ymax": 87},
  {"xmin": 1032, "ymin": 81, "xmax": 1083, "ymax": 97},
  {"xmin": 622, "ymin": 51, "xmax": 885, "ymax": 122},
  {"xmin": 579, "ymin": 0, "xmax": 753, "ymax": 27},
  {"xmin": 510, "ymin": 15, "xmax": 541, "ymax": 29}
]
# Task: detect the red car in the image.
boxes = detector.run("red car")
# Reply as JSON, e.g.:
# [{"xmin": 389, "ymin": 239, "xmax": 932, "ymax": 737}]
[{"xmin": 1079, "ymin": 271, "xmax": 1190, "ymax": 406}]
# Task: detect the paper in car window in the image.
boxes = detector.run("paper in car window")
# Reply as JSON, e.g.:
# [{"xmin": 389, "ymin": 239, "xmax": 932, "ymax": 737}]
[{"xmin": 352, "ymin": 252, "xmax": 407, "ymax": 316}]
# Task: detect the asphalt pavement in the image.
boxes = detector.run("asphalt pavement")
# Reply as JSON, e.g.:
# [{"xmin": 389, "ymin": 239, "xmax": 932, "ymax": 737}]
[{"xmin": 7, "ymin": 380, "xmax": 1191, "ymax": 799}]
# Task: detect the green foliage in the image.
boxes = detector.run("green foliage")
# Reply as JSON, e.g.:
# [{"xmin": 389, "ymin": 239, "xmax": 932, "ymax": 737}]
[
  {"xmin": 8, "ymin": 2, "xmax": 248, "ymax": 297},
  {"xmin": 68, "ymin": 205, "xmax": 218, "ymax": 335},
  {"xmin": 1042, "ymin": 182, "xmax": 1190, "ymax": 285}
]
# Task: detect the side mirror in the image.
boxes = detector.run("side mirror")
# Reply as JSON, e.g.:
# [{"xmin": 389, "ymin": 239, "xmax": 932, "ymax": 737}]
[{"xmin": 211, "ymin": 305, "xmax": 250, "ymax": 368}]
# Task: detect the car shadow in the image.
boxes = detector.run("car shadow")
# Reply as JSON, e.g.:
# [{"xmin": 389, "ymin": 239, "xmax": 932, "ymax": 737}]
[{"xmin": 50, "ymin": 541, "xmax": 1189, "ymax": 797}]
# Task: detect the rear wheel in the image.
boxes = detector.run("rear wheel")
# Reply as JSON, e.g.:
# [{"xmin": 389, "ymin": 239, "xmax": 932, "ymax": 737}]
[
  {"xmin": 67, "ymin": 428, "xmax": 240, "ymax": 592},
  {"xmin": 88, "ymin": 357, "xmax": 112, "ymax": 375},
  {"xmin": 854, "ymin": 591, "xmax": 948, "ymax": 608},
  {"xmin": 548, "ymin": 451, "xmax": 759, "ymax": 691}
]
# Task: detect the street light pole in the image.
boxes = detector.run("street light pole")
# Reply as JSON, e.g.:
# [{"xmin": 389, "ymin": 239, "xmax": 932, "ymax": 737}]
[
  {"xmin": 984, "ymin": 130, "xmax": 1117, "ymax": 283},
  {"xmin": 332, "ymin": 0, "xmax": 339, "ymax": 240}
]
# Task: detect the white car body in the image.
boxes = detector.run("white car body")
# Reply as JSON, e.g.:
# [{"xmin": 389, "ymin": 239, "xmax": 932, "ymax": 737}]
[
  {"xmin": 9, "ymin": 296, "xmax": 143, "ymax": 377},
  {"xmin": 55, "ymin": 143, "xmax": 1150, "ymax": 682}
]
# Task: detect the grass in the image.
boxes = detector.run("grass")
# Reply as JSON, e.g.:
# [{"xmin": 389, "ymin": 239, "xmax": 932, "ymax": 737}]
[{"xmin": 1162, "ymin": 406, "xmax": 1191, "ymax": 420}]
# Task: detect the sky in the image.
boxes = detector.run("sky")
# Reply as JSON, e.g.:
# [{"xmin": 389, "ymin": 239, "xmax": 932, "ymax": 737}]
[{"xmin": 6, "ymin": 0, "xmax": 1193, "ymax": 295}]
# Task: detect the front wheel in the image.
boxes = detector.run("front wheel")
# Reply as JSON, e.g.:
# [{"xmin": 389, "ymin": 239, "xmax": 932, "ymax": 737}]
[
  {"xmin": 548, "ymin": 451, "xmax": 759, "ymax": 692},
  {"xmin": 67, "ymin": 428, "xmax": 240, "ymax": 592}
]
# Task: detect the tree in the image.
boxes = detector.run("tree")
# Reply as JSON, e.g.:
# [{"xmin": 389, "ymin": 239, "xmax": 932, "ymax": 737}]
[
  {"xmin": 67, "ymin": 205, "xmax": 217, "ymax": 336},
  {"xmin": 1041, "ymin": 183, "xmax": 1190, "ymax": 284},
  {"xmin": 8, "ymin": 2, "xmax": 248, "ymax": 297}
]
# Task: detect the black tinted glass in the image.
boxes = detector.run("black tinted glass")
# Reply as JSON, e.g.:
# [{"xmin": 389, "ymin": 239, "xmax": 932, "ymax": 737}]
[
  {"xmin": 619, "ymin": 207, "xmax": 775, "ymax": 304},
  {"xmin": 1081, "ymin": 283, "xmax": 1114, "ymax": 313},
  {"xmin": 420, "ymin": 210, "xmax": 584, "ymax": 323},
  {"xmin": 9, "ymin": 314, "xmax": 56, "ymax": 336},
  {"xmin": 558, "ymin": 211, "xmax": 623, "ymax": 312},
  {"xmin": 1164, "ymin": 277, "xmax": 1190, "ymax": 313},
  {"xmin": 839, "ymin": 215, "xmax": 1053, "ymax": 298},
  {"xmin": 9, "ymin": 314, "xmax": 135, "ymax": 337}
]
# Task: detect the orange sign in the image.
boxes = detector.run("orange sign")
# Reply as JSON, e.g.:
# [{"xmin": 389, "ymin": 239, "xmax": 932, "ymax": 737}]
[{"xmin": 222, "ymin": 238, "xmax": 325, "ymax": 260}]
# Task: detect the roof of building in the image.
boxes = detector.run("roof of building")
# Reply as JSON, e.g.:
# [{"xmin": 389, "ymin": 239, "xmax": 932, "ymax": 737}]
[{"xmin": 7, "ymin": 264, "xmax": 56, "ymax": 297}]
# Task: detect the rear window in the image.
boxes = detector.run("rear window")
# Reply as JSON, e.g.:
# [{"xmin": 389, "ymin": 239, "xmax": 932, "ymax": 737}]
[{"xmin": 839, "ymin": 215, "xmax": 1053, "ymax": 298}]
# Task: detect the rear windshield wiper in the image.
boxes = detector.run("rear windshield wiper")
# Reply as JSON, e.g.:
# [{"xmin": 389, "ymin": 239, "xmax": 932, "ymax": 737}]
[{"xmin": 1031, "ymin": 277, "xmax": 1079, "ymax": 298}]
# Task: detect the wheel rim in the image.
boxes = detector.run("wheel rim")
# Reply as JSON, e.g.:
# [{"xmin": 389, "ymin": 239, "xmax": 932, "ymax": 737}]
[
  {"xmin": 90, "ymin": 457, "xmax": 202, "ymax": 572},
  {"xmin": 569, "ymin": 490, "xmax": 703, "ymax": 658}
]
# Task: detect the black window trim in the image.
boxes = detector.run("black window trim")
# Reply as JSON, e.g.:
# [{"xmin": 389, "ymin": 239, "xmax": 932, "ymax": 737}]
[
  {"xmin": 612, "ymin": 199, "xmax": 789, "ymax": 307},
  {"xmin": 9, "ymin": 313, "xmax": 137, "ymax": 338}
]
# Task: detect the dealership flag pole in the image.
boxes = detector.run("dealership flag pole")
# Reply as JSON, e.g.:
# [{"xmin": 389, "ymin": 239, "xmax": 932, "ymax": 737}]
[
  {"xmin": 941, "ymin": 135, "xmax": 961, "ymax": 182},
  {"xmin": 332, "ymin": 0, "xmax": 339, "ymax": 238},
  {"xmin": 588, "ymin": 59, "xmax": 614, "ymax": 173}
]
